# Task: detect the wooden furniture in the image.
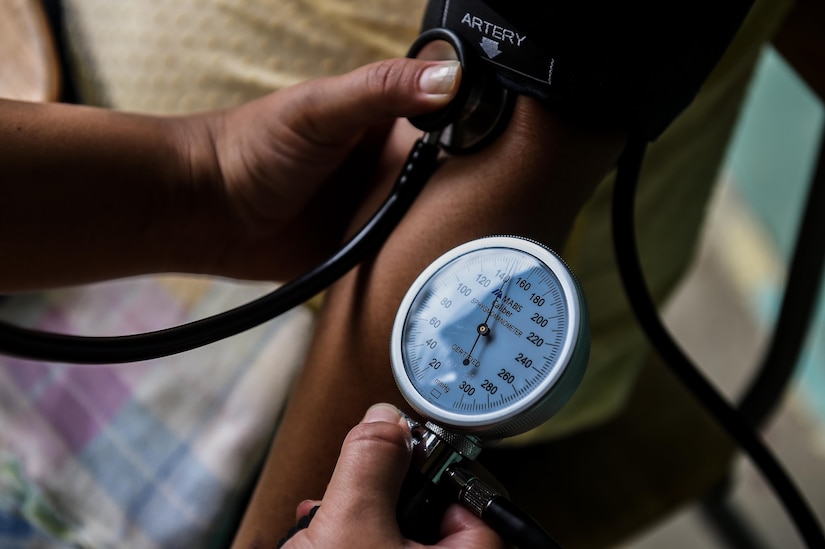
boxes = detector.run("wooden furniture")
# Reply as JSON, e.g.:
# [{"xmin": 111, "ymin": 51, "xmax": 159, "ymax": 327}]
[
  {"xmin": 0, "ymin": 0, "xmax": 60, "ymax": 102},
  {"xmin": 773, "ymin": 0, "xmax": 825, "ymax": 101}
]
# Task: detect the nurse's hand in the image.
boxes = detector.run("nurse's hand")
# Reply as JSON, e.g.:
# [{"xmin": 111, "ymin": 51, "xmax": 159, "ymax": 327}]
[
  {"xmin": 0, "ymin": 58, "xmax": 459, "ymax": 290},
  {"xmin": 193, "ymin": 58, "xmax": 461, "ymax": 281},
  {"xmin": 280, "ymin": 404, "xmax": 505, "ymax": 549}
]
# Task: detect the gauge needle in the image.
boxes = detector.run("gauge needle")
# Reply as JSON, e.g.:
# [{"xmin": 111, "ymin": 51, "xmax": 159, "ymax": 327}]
[
  {"xmin": 464, "ymin": 320, "xmax": 492, "ymax": 365},
  {"xmin": 464, "ymin": 282, "xmax": 504, "ymax": 366}
]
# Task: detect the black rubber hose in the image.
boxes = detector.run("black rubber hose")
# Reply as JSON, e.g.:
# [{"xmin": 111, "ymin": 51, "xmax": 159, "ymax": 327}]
[
  {"xmin": 0, "ymin": 137, "xmax": 440, "ymax": 364},
  {"xmin": 483, "ymin": 496, "xmax": 563, "ymax": 549},
  {"xmin": 611, "ymin": 137, "xmax": 825, "ymax": 548},
  {"xmin": 276, "ymin": 505, "xmax": 320, "ymax": 548}
]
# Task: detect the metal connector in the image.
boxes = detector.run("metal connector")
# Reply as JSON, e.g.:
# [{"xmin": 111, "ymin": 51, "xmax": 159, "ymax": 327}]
[
  {"xmin": 401, "ymin": 414, "xmax": 481, "ymax": 485},
  {"xmin": 444, "ymin": 466, "xmax": 499, "ymax": 518}
]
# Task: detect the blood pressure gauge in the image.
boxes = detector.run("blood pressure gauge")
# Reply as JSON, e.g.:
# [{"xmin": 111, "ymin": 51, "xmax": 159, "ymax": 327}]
[{"xmin": 391, "ymin": 235, "xmax": 589, "ymax": 441}]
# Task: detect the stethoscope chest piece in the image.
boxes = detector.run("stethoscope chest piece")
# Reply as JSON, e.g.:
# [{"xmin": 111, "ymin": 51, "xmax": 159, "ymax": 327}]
[{"xmin": 407, "ymin": 28, "xmax": 514, "ymax": 154}]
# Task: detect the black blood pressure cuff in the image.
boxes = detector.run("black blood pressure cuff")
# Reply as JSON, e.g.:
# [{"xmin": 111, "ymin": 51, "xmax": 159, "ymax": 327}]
[{"xmin": 421, "ymin": 0, "xmax": 753, "ymax": 140}]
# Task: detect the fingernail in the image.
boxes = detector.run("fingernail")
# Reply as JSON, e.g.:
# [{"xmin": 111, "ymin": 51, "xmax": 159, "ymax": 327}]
[
  {"xmin": 363, "ymin": 403, "xmax": 401, "ymax": 424},
  {"xmin": 420, "ymin": 61, "xmax": 461, "ymax": 96}
]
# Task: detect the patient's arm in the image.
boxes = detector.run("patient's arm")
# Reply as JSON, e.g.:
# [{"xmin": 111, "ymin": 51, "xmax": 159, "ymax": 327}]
[{"xmin": 232, "ymin": 96, "xmax": 627, "ymax": 546}]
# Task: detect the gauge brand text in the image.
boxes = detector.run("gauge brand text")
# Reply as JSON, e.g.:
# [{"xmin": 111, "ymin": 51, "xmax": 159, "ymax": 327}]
[{"xmin": 471, "ymin": 298, "xmax": 524, "ymax": 337}]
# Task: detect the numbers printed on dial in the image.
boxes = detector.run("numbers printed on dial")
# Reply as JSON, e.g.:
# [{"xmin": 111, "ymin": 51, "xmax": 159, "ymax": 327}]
[
  {"xmin": 515, "ymin": 352, "xmax": 532, "ymax": 368},
  {"xmin": 400, "ymin": 244, "xmax": 570, "ymax": 416},
  {"xmin": 481, "ymin": 379, "xmax": 498, "ymax": 394},
  {"xmin": 497, "ymin": 369, "xmax": 516, "ymax": 383},
  {"xmin": 515, "ymin": 277, "xmax": 531, "ymax": 291},
  {"xmin": 526, "ymin": 332, "xmax": 545, "ymax": 347},
  {"xmin": 531, "ymin": 313, "xmax": 549, "ymax": 327}
]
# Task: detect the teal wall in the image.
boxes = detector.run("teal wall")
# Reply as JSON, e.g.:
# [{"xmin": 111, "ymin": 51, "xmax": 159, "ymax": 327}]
[{"xmin": 725, "ymin": 46, "xmax": 825, "ymax": 421}]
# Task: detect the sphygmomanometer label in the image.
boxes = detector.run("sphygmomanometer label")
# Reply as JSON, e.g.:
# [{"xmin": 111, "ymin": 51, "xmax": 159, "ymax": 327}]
[{"xmin": 442, "ymin": 0, "xmax": 556, "ymax": 86}]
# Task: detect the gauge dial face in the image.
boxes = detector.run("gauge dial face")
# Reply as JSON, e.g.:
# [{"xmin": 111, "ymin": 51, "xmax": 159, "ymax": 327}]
[{"xmin": 391, "ymin": 236, "xmax": 587, "ymax": 437}]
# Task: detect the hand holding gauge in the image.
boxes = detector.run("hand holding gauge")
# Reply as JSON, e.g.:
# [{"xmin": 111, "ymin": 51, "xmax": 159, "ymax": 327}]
[
  {"xmin": 280, "ymin": 237, "xmax": 585, "ymax": 548},
  {"xmin": 388, "ymin": 235, "xmax": 588, "ymax": 547}
]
